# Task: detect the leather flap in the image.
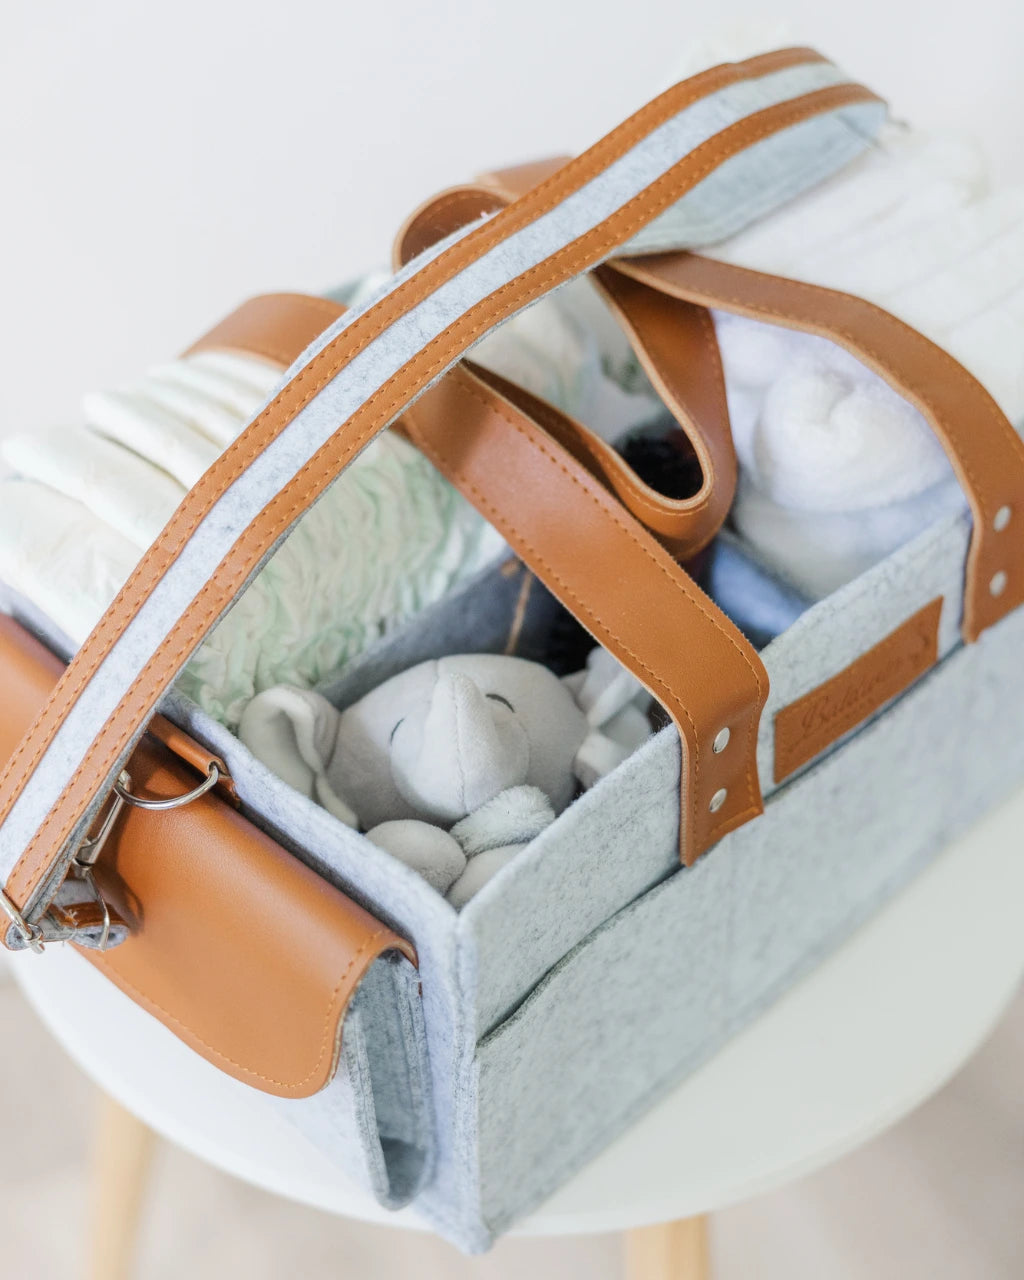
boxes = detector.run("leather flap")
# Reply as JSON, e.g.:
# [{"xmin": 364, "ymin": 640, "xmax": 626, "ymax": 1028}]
[{"xmin": 0, "ymin": 615, "xmax": 415, "ymax": 1098}]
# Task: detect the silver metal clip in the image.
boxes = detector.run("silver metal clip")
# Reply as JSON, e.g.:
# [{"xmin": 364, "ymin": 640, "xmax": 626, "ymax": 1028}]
[
  {"xmin": 69, "ymin": 863, "xmax": 113, "ymax": 953},
  {"xmin": 24, "ymin": 758, "xmax": 225, "ymax": 955},
  {"xmin": 74, "ymin": 770, "xmax": 132, "ymax": 868}
]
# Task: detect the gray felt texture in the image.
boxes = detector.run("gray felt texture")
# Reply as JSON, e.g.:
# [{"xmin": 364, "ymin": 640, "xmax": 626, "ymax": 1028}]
[
  {"xmin": 273, "ymin": 955, "xmax": 434, "ymax": 1209},
  {"xmin": 472, "ymin": 595, "xmax": 1024, "ymax": 1238},
  {"xmin": 160, "ymin": 500, "xmax": 1013, "ymax": 1252}
]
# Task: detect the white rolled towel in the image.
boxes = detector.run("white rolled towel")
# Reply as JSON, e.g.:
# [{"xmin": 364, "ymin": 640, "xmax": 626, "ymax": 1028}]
[{"xmin": 703, "ymin": 118, "xmax": 1024, "ymax": 597}]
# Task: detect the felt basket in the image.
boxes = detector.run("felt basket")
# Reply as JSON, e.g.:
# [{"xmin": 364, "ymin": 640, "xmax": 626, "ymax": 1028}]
[{"xmin": 3, "ymin": 48, "xmax": 1024, "ymax": 1253}]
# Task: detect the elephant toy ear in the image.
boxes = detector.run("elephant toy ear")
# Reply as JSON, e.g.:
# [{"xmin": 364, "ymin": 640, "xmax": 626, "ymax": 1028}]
[
  {"xmin": 564, "ymin": 647, "xmax": 654, "ymax": 788},
  {"xmin": 238, "ymin": 686, "xmax": 359, "ymax": 827}
]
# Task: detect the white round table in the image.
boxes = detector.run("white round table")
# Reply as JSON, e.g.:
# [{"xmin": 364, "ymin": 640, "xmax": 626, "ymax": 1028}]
[{"xmin": 13, "ymin": 782, "xmax": 1024, "ymax": 1263}]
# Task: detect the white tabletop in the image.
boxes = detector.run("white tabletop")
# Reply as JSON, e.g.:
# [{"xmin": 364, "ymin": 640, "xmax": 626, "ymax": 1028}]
[{"xmin": 13, "ymin": 784, "xmax": 1024, "ymax": 1236}]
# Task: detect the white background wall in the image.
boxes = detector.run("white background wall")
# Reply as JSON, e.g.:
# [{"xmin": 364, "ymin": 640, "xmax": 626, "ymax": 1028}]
[{"xmin": 1, "ymin": 1, "xmax": 1021, "ymax": 434}]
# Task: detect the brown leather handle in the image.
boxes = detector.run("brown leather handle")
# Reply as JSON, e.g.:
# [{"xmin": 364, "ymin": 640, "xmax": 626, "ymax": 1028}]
[
  {"xmin": 402, "ymin": 363, "xmax": 768, "ymax": 857},
  {"xmin": 591, "ymin": 263, "xmax": 735, "ymax": 557},
  {"xmin": 396, "ymin": 169, "xmax": 736, "ymax": 562},
  {"xmin": 616, "ymin": 254, "xmax": 1024, "ymax": 642}
]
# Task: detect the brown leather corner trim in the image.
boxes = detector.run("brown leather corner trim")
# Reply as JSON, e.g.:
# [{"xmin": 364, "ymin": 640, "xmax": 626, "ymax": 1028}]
[
  {"xmin": 0, "ymin": 614, "xmax": 414, "ymax": 1097},
  {"xmin": 618, "ymin": 254, "xmax": 1024, "ymax": 644},
  {"xmin": 774, "ymin": 598, "xmax": 943, "ymax": 784},
  {"xmin": 183, "ymin": 293, "xmax": 347, "ymax": 370},
  {"xmin": 3, "ymin": 63, "xmax": 872, "ymax": 906}
]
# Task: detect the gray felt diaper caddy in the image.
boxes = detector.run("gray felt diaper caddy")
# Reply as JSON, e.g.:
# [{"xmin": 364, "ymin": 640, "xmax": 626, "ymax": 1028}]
[{"xmin": 2, "ymin": 48, "xmax": 1023, "ymax": 1255}]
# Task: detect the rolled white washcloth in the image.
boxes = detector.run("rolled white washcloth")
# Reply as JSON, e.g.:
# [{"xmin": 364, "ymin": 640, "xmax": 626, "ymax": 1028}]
[{"xmin": 704, "ymin": 122, "xmax": 1024, "ymax": 598}]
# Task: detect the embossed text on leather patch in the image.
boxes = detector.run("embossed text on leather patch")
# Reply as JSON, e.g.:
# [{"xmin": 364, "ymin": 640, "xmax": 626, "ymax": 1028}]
[{"xmin": 773, "ymin": 597, "xmax": 943, "ymax": 784}]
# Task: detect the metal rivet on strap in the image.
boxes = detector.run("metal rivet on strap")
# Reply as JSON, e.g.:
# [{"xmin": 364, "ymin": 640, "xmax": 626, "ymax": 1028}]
[
  {"xmin": 713, "ymin": 727, "xmax": 731, "ymax": 754},
  {"xmin": 709, "ymin": 788, "xmax": 727, "ymax": 813},
  {"xmin": 991, "ymin": 570, "xmax": 1009, "ymax": 598},
  {"xmin": 994, "ymin": 506, "xmax": 1012, "ymax": 532}
]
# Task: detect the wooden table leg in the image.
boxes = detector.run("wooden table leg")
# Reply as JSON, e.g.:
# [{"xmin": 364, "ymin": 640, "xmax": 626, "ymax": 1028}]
[
  {"xmin": 624, "ymin": 1216, "xmax": 710, "ymax": 1280},
  {"xmin": 88, "ymin": 1092, "xmax": 157, "ymax": 1280}
]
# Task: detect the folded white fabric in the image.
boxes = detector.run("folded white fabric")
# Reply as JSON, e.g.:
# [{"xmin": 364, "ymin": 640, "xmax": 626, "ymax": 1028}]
[
  {"xmin": 0, "ymin": 349, "xmax": 505, "ymax": 727},
  {"xmin": 470, "ymin": 77, "xmax": 1024, "ymax": 601},
  {"xmin": 704, "ymin": 121, "xmax": 1024, "ymax": 597}
]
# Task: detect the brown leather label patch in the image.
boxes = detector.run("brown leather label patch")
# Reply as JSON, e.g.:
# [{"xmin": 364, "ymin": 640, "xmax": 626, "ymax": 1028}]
[{"xmin": 774, "ymin": 597, "xmax": 943, "ymax": 784}]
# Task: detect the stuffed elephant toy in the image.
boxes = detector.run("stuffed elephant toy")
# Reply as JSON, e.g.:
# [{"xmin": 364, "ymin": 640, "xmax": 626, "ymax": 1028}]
[{"xmin": 239, "ymin": 649, "xmax": 651, "ymax": 907}]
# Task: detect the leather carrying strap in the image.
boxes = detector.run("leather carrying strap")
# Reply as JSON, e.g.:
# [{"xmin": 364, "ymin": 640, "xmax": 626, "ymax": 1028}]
[
  {"xmin": 401, "ymin": 359, "xmax": 769, "ymax": 853},
  {"xmin": 396, "ymin": 176, "xmax": 737, "ymax": 562},
  {"xmin": 0, "ymin": 614, "xmax": 413, "ymax": 1095},
  {"xmin": 0, "ymin": 51, "xmax": 883, "ymax": 933},
  {"xmin": 616, "ymin": 253, "xmax": 1024, "ymax": 642}
]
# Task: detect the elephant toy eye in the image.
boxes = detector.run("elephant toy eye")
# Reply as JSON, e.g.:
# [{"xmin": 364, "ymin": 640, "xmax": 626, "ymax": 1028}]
[
  {"xmin": 389, "ymin": 717, "xmax": 405, "ymax": 744},
  {"xmin": 486, "ymin": 693, "xmax": 515, "ymax": 712}
]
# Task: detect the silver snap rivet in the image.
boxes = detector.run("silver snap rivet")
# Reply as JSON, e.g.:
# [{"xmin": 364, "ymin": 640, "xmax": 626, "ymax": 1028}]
[
  {"xmin": 713, "ymin": 727, "xmax": 731, "ymax": 754},
  {"xmin": 991, "ymin": 570, "xmax": 1008, "ymax": 598},
  {"xmin": 709, "ymin": 788, "xmax": 727, "ymax": 813},
  {"xmin": 994, "ymin": 506, "xmax": 1012, "ymax": 532}
]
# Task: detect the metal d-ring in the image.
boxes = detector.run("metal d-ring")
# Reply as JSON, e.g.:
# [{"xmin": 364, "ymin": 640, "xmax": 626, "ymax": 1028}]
[{"xmin": 113, "ymin": 762, "xmax": 221, "ymax": 812}]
